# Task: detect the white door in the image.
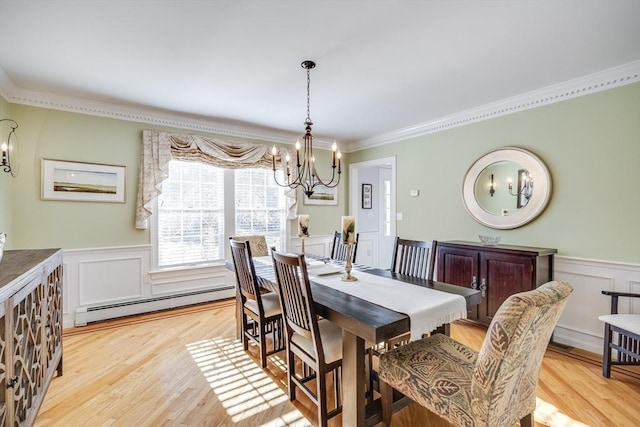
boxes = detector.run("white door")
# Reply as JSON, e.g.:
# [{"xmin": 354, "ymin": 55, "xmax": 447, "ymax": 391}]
[{"xmin": 349, "ymin": 157, "xmax": 396, "ymax": 269}]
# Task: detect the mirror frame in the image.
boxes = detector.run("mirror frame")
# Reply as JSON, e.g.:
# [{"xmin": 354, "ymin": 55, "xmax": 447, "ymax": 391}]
[{"xmin": 462, "ymin": 147, "xmax": 552, "ymax": 229}]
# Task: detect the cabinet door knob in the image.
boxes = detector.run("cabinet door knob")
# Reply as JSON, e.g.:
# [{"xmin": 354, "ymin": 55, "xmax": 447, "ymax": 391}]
[
  {"xmin": 480, "ymin": 278, "xmax": 487, "ymax": 298},
  {"xmin": 471, "ymin": 276, "xmax": 478, "ymax": 289}
]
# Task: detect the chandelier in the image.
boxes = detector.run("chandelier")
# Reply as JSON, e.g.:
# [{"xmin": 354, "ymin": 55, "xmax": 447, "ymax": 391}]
[{"xmin": 271, "ymin": 60, "xmax": 341, "ymax": 197}]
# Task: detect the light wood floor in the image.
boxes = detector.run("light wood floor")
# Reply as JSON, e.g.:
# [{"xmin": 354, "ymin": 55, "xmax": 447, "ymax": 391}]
[{"xmin": 35, "ymin": 300, "xmax": 640, "ymax": 427}]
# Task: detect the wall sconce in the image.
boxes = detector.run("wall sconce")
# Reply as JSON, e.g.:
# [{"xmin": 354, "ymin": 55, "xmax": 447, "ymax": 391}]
[
  {"xmin": 508, "ymin": 169, "xmax": 534, "ymax": 208},
  {"xmin": 1, "ymin": 119, "xmax": 19, "ymax": 177},
  {"xmin": 489, "ymin": 174, "xmax": 495, "ymax": 197}
]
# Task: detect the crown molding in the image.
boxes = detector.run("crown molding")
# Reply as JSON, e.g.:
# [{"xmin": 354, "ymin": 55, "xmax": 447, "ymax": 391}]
[
  {"xmin": 0, "ymin": 67, "xmax": 307, "ymax": 146},
  {"xmin": 348, "ymin": 60, "xmax": 640, "ymax": 152},
  {"xmin": 2, "ymin": 61, "xmax": 639, "ymax": 152}
]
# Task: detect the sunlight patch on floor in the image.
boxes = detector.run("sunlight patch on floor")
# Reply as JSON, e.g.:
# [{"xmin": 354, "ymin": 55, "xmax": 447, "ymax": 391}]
[
  {"xmin": 535, "ymin": 397, "xmax": 590, "ymax": 427},
  {"xmin": 187, "ymin": 337, "xmax": 310, "ymax": 425}
]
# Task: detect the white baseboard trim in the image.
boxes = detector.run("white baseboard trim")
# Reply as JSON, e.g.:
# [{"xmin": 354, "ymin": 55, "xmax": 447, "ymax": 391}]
[{"xmin": 74, "ymin": 286, "xmax": 235, "ymax": 326}]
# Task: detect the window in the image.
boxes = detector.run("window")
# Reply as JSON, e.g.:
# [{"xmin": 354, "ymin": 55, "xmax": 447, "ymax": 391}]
[
  {"xmin": 155, "ymin": 160, "xmax": 287, "ymax": 268},
  {"xmin": 235, "ymin": 169, "xmax": 286, "ymax": 251},
  {"xmin": 383, "ymin": 179, "xmax": 391, "ymax": 237}
]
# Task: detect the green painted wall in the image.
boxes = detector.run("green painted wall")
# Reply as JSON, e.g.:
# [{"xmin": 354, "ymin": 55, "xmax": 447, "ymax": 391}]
[
  {"xmin": 5, "ymin": 106, "xmax": 149, "ymax": 249},
  {"xmin": 2, "ymin": 83, "xmax": 638, "ymax": 261},
  {"xmin": 349, "ymin": 83, "xmax": 640, "ymax": 263},
  {"xmin": 0, "ymin": 96, "xmax": 11, "ymax": 239},
  {"xmin": 0, "ymin": 104, "xmax": 345, "ymax": 249}
]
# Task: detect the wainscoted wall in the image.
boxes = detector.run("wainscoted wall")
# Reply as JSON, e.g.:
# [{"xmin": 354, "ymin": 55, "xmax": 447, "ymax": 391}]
[
  {"xmin": 63, "ymin": 245, "xmax": 235, "ymax": 328},
  {"xmin": 63, "ymin": 238, "xmax": 640, "ymax": 357},
  {"xmin": 553, "ymin": 256, "xmax": 640, "ymax": 354}
]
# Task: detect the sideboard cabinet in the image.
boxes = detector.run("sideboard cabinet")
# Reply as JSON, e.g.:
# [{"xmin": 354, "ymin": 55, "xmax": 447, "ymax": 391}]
[
  {"xmin": 0, "ymin": 249, "xmax": 63, "ymax": 426},
  {"xmin": 437, "ymin": 241, "xmax": 556, "ymax": 325}
]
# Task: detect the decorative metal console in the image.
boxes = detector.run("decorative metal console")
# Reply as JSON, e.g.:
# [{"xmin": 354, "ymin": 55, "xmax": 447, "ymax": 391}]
[{"xmin": 0, "ymin": 249, "xmax": 63, "ymax": 426}]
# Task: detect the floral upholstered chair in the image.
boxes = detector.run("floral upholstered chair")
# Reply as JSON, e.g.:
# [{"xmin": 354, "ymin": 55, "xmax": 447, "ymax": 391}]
[
  {"xmin": 378, "ymin": 280, "xmax": 573, "ymax": 427},
  {"xmin": 231, "ymin": 235, "xmax": 269, "ymax": 257}
]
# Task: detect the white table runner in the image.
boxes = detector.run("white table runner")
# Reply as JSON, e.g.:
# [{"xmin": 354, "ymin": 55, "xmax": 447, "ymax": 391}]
[{"xmin": 311, "ymin": 270, "xmax": 467, "ymax": 341}]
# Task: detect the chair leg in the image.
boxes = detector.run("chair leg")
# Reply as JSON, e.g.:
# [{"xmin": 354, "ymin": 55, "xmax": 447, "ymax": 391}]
[
  {"xmin": 603, "ymin": 323, "xmax": 612, "ymax": 378},
  {"xmin": 287, "ymin": 348, "xmax": 296, "ymax": 401},
  {"xmin": 241, "ymin": 314, "xmax": 249, "ymax": 351},
  {"xmin": 259, "ymin": 321, "xmax": 268, "ymax": 368},
  {"xmin": 317, "ymin": 370, "xmax": 328, "ymax": 427},
  {"xmin": 520, "ymin": 413, "xmax": 533, "ymax": 427},
  {"xmin": 380, "ymin": 379, "xmax": 393, "ymax": 426}
]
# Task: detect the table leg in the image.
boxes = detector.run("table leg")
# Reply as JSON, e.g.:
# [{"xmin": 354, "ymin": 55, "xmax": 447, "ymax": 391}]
[{"xmin": 342, "ymin": 329, "xmax": 366, "ymax": 427}]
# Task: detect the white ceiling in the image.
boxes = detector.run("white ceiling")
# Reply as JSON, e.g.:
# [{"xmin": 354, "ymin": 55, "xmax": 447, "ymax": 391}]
[{"xmin": 0, "ymin": 0, "xmax": 638, "ymax": 148}]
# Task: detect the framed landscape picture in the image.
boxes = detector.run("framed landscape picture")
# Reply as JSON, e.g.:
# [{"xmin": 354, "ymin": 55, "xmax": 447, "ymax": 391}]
[
  {"xmin": 303, "ymin": 184, "xmax": 338, "ymax": 205},
  {"xmin": 41, "ymin": 159, "xmax": 126, "ymax": 203}
]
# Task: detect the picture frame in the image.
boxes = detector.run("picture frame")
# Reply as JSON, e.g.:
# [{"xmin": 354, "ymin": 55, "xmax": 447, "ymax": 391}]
[
  {"xmin": 41, "ymin": 159, "xmax": 126, "ymax": 203},
  {"xmin": 303, "ymin": 184, "xmax": 338, "ymax": 205},
  {"xmin": 362, "ymin": 183, "xmax": 372, "ymax": 209}
]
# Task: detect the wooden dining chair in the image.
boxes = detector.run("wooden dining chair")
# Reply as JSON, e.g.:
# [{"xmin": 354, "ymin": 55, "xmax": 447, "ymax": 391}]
[
  {"xmin": 599, "ymin": 290, "xmax": 640, "ymax": 378},
  {"xmin": 230, "ymin": 234, "xmax": 269, "ymax": 256},
  {"xmin": 229, "ymin": 238, "xmax": 284, "ymax": 368},
  {"xmin": 391, "ymin": 237, "xmax": 438, "ymax": 280},
  {"xmin": 378, "ymin": 281, "xmax": 573, "ymax": 427},
  {"xmin": 330, "ymin": 230, "xmax": 359, "ymax": 262},
  {"xmin": 271, "ymin": 250, "xmax": 343, "ymax": 427},
  {"xmin": 376, "ymin": 238, "xmax": 439, "ymax": 353}
]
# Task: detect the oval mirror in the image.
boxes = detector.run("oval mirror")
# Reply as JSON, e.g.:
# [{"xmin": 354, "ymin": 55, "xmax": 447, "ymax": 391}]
[{"xmin": 463, "ymin": 147, "xmax": 551, "ymax": 229}]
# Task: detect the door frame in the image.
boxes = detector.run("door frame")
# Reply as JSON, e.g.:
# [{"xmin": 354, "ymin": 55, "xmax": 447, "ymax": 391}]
[{"xmin": 349, "ymin": 157, "xmax": 396, "ymax": 267}]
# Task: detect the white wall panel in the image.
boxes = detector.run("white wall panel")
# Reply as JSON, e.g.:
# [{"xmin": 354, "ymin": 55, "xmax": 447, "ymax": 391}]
[
  {"xmin": 79, "ymin": 257, "xmax": 143, "ymax": 305},
  {"xmin": 553, "ymin": 256, "xmax": 640, "ymax": 353}
]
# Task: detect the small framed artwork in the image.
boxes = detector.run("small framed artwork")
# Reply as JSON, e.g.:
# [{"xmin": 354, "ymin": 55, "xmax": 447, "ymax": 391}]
[
  {"xmin": 362, "ymin": 183, "xmax": 372, "ymax": 209},
  {"xmin": 303, "ymin": 184, "xmax": 338, "ymax": 205},
  {"xmin": 42, "ymin": 159, "xmax": 126, "ymax": 203}
]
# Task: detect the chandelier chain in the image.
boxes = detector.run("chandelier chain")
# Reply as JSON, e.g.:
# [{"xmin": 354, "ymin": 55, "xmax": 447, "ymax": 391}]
[{"xmin": 306, "ymin": 66, "xmax": 312, "ymax": 124}]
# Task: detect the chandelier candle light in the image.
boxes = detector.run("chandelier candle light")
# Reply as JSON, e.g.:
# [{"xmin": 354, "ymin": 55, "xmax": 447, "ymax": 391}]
[
  {"xmin": 298, "ymin": 214, "xmax": 309, "ymax": 254},
  {"xmin": 341, "ymin": 216, "xmax": 357, "ymax": 282},
  {"xmin": 271, "ymin": 60, "xmax": 341, "ymax": 197}
]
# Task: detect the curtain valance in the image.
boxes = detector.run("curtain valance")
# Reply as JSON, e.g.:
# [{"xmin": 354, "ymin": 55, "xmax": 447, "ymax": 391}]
[{"xmin": 135, "ymin": 130, "xmax": 295, "ymax": 229}]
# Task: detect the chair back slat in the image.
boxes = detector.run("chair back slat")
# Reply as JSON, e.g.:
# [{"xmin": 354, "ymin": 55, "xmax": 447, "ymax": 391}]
[
  {"xmin": 391, "ymin": 238, "xmax": 437, "ymax": 280},
  {"xmin": 330, "ymin": 230, "xmax": 359, "ymax": 262},
  {"xmin": 229, "ymin": 238, "xmax": 263, "ymax": 309}
]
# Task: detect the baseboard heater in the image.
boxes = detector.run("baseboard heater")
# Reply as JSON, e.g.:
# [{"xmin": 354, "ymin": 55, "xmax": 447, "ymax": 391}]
[{"xmin": 74, "ymin": 286, "xmax": 236, "ymax": 327}]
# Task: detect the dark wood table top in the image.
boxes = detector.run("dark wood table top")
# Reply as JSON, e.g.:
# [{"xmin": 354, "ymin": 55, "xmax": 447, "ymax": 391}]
[{"xmin": 227, "ymin": 257, "xmax": 481, "ymax": 344}]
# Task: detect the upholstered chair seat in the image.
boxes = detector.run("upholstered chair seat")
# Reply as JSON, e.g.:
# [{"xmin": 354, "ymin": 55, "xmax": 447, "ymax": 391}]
[
  {"xmin": 598, "ymin": 313, "xmax": 640, "ymax": 336},
  {"xmin": 379, "ymin": 333, "xmax": 478, "ymax": 422},
  {"xmin": 290, "ymin": 319, "xmax": 343, "ymax": 364},
  {"xmin": 244, "ymin": 292, "xmax": 281, "ymax": 318}
]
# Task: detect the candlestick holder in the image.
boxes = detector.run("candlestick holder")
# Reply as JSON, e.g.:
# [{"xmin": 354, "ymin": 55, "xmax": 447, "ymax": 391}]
[{"xmin": 341, "ymin": 242, "xmax": 357, "ymax": 282}]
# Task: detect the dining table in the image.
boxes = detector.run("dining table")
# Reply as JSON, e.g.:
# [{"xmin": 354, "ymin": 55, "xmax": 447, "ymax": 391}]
[{"xmin": 226, "ymin": 255, "xmax": 481, "ymax": 426}]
